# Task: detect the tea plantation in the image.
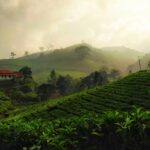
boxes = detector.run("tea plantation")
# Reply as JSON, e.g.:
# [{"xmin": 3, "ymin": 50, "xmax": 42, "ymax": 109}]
[
  {"xmin": 0, "ymin": 71, "xmax": 150, "ymax": 150},
  {"xmin": 4, "ymin": 70, "xmax": 150, "ymax": 122}
]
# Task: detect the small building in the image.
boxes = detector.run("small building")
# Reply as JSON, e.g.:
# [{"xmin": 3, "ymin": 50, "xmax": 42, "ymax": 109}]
[{"xmin": 0, "ymin": 69, "xmax": 23, "ymax": 80}]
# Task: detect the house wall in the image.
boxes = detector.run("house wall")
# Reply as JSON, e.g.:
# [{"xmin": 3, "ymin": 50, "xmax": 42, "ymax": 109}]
[{"xmin": 0, "ymin": 75, "xmax": 14, "ymax": 80}]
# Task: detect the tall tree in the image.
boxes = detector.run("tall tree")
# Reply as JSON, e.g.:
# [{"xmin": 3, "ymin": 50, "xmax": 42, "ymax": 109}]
[
  {"xmin": 38, "ymin": 84, "xmax": 56, "ymax": 101},
  {"xmin": 49, "ymin": 69, "xmax": 57, "ymax": 85},
  {"xmin": 110, "ymin": 69, "xmax": 120, "ymax": 80},
  {"xmin": 56, "ymin": 75, "xmax": 74, "ymax": 95},
  {"xmin": 19, "ymin": 66, "xmax": 32, "ymax": 78},
  {"xmin": 10, "ymin": 52, "xmax": 16, "ymax": 59},
  {"xmin": 80, "ymin": 70, "xmax": 108, "ymax": 89}
]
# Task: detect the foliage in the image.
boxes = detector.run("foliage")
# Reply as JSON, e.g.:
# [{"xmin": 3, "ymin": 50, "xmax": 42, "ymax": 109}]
[
  {"xmin": 7, "ymin": 72, "xmax": 38, "ymax": 102},
  {"xmin": 0, "ymin": 71, "xmax": 150, "ymax": 150},
  {"xmin": 79, "ymin": 70, "xmax": 108, "ymax": 89},
  {"xmin": 20, "ymin": 77, "xmax": 37, "ymax": 92},
  {"xmin": 19, "ymin": 66, "xmax": 32, "ymax": 78},
  {"xmin": 9, "ymin": 90, "xmax": 38, "ymax": 102},
  {"xmin": 38, "ymin": 83, "xmax": 56, "ymax": 100},
  {"xmin": 109, "ymin": 69, "xmax": 120, "ymax": 79},
  {"xmin": 75, "ymin": 46, "xmax": 91, "ymax": 59},
  {"xmin": 0, "ymin": 108, "xmax": 149, "ymax": 150},
  {"xmin": 0, "ymin": 91, "xmax": 10, "ymax": 101},
  {"xmin": 0, "ymin": 92, "xmax": 14, "ymax": 117},
  {"xmin": 56, "ymin": 75, "xmax": 75, "ymax": 95},
  {"xmin": 38, "ymin": 71, "xmax": 77, "ymax": 98},
  {"xmin": 40, "ymin": 68, "xmax": 110, "ymax": 99},
  {"xmin": 48, "ymin": 69, "xmax": 57, "ymax": 85},
  {"xmin": 1, "ymin": 70, "xmax": 150, "ymax": 122}
]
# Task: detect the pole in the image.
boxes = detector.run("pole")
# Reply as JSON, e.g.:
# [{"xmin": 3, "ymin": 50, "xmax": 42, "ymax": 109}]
[{"xmin": 138, "ymin": 56, "xmax": 141, "ymax": 71}]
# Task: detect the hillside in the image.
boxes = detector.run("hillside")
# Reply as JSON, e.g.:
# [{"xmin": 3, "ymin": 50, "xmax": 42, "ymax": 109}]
[
  {"xmin": 0, "ymin": 44, "xmax": 144, "ymax": 83},
  {"xmin": 101, "ymin": 46, "xmax": 144, "ymax": 72},
  {"xmin": 128, "ymin": 53, "xmax": 150, "ymax": 72},
  {"xmin": 0, "ymin": 71, "xmax": 150, "ymax": 150},
  {"xmin": 2, "ymin": 70, "xmax": 150, "ymax": 122}
]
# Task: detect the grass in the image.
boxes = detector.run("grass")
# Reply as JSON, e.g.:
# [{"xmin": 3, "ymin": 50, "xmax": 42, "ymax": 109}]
[{"xmin": 33, "ymin": 69, "xmax": 87, "ymax": 84}]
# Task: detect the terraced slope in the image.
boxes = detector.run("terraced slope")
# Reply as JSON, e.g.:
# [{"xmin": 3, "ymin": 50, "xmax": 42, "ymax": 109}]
[{"xmin": 4, "ymin": 70, "xmax": 150, "ymax": 121}]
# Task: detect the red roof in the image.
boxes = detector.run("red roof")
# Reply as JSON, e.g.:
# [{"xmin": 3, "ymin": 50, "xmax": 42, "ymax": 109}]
[
  {"xmin": 0, "ymin": 69, "xmax": 14, "ymax": 74},
  {"xmin": 0, "ymin": 69, "xmax": 23, "ymax": 77}
]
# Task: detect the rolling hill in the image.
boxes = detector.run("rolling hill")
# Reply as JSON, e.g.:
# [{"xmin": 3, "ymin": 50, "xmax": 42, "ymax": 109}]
[
  {"xmin": 2, "ymin": 70, "xmax": 150, "ymax": 122},
  {"xmin": 0, "ymin": 44, "xmax": 144, "ymax": 83}
]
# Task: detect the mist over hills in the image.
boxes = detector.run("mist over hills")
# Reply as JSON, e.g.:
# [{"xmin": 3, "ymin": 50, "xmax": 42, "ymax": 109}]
[
  {"xmin": 0, "ymin": 43, "xmax": 144, "ymax": 82},
  {"xmin": 128, "ymin": 53, "xmax": 150, "ymax": 72}
]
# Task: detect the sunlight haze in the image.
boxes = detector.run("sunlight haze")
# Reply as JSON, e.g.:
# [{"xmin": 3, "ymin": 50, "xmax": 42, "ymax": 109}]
[{"xmin": 0, "ymin": 0, "xmax": 150, "ymax": 58}]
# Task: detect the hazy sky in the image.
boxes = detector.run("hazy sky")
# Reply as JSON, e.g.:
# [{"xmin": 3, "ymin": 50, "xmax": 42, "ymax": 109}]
[{"xmin": 0, "ymin": 0, "xmax": 150, "ymax": 58}]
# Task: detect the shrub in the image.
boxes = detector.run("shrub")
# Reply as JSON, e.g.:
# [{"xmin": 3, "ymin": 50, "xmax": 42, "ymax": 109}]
[
  {"xmin": 0, "ymin": 108, "xmax": 149, "ymax": 150},
  {"xmin": 9, "ymin": 90, "xmax": 38, "ymax": 102},
  {"xmin": 0, "ymin": 91, "xmax": 10, "ymax": 101}
]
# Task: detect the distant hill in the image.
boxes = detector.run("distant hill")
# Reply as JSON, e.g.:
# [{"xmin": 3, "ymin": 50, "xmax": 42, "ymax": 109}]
[
  {"xmin": 128, "ymin": 53, "xmax": 150, "ymax": 72},
  {"xmin": 0, "ymin": 44, "xmax": 144, "ymax": 83},
  {"xmin": 100, "ymin": 46, "xmax": 144, "ymax": 72}
]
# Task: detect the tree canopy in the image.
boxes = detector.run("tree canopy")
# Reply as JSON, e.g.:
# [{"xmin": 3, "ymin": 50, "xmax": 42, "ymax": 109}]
[{"xmin": 19, "ymin": 66, "xmax": 32, "ymax": 78}]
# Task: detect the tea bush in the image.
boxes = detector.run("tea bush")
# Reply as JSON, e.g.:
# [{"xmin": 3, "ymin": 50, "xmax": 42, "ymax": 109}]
[{"xmin": 0, "ymin": 108, "xmax": 149, "ymax": 150}]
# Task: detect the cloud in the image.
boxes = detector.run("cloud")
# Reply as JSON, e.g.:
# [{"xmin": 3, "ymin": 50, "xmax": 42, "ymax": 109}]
[{"xmin": 0, "ymin": 0, "xmax": 150, "ymax": 58}]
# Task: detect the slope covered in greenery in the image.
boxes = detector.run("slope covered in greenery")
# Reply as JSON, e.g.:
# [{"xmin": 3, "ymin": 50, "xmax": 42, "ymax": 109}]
[
  {"xmin": 0, "ymin": 71, "xmax": 150, "ymax": 150},
  {"xmin": 0, "ymin": 44, "xmax": 144, "ymax": 83},
  {"xmin": 0, "ymin": 92, "xmax": 15, "ymax": 119},
  {"xmin": 2, "ymin": 70, "xmax": 150, "ymax": 122}
]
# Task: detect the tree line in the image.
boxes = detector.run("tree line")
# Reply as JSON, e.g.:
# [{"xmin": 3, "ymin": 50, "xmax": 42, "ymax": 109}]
[{"xmin": 5, "ymin": 66, "xmax": 120, "ymax": 102}]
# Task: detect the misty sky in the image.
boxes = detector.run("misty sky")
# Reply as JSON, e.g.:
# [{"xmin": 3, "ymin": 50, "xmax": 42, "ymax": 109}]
[{"xmin": 0, "ymin": 0, "xmax": 150, "ymax": 58}]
